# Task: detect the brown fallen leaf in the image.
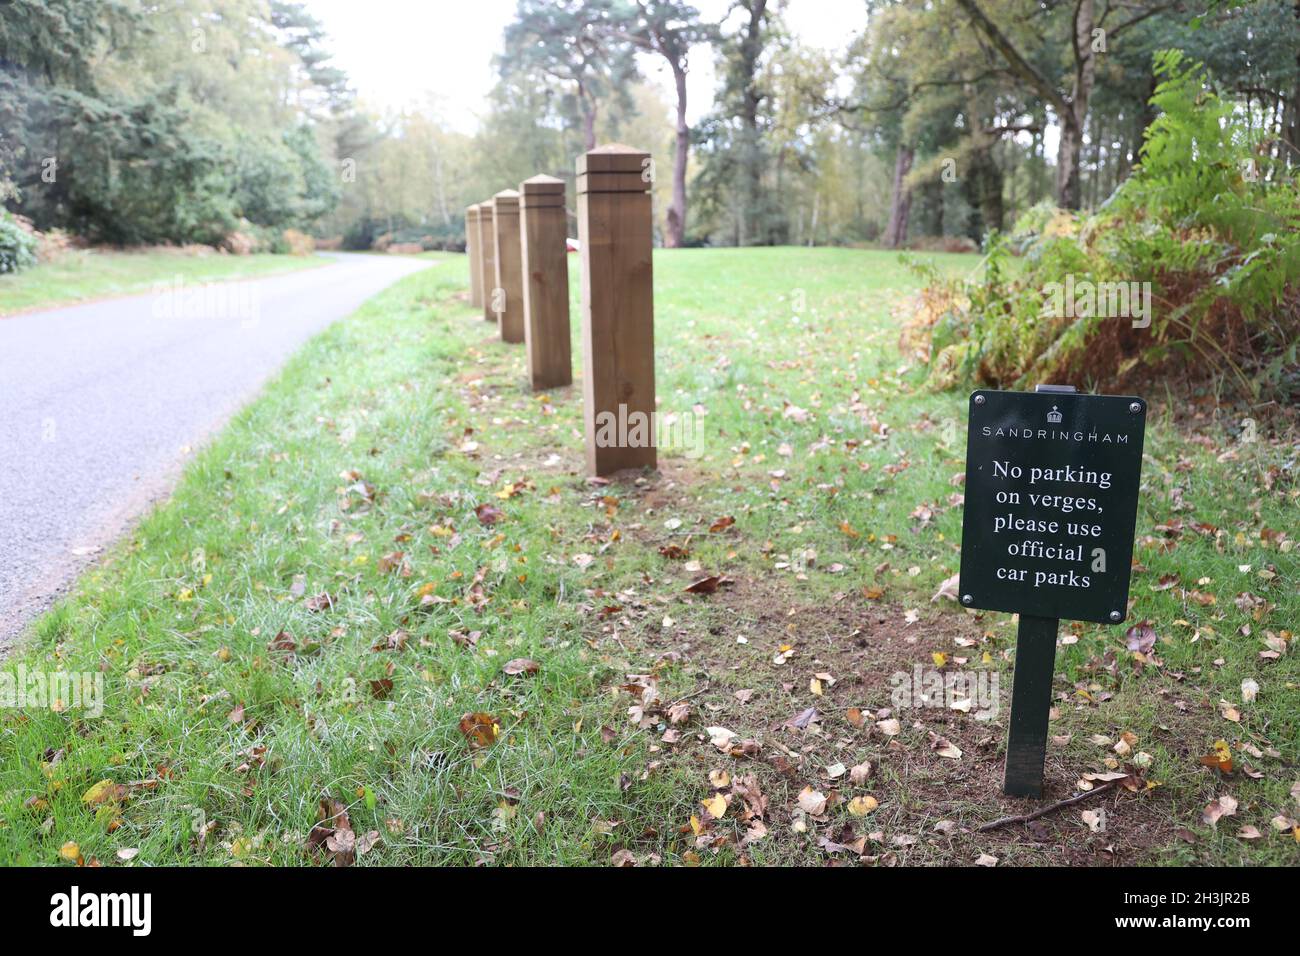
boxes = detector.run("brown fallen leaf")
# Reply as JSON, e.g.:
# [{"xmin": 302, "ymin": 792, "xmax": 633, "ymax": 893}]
[
  {"xmin": 930, "ymin": 732, "xmax": 963, "ymax": 760},
  {"xmin": 459, "ymin": 712, "xmax": 500, "ymax": 748},
  {"xmin": 784, "ymin": 706, "xmax": 820, "ymax": 730},
  {"xmin": 1202, "ymin": 794, "xmax": 1239, "ymax": 826},
  {"xmin": 708, "ymin": 515, "xmax": 735, "ymax": 533},
  {"xmin": 474, "ymin": 503, "xmax": 504, "ymax": 526},
  {"xmin": 931, "ymin": 573, "xmax": 960, "ymax": 603},
  {"xmin": 502, "ymin": 658, "xmax": 540, "ymax": 677},
  {"xmin": 305, "ymin": 592, "xmax": 335, "ymax": 612},
  {"xmin": 308, "ymin": 798, "xmax": 356, "ymax": 867},
  {"xmin": 796, "ymin": 786, "xmax": 828, "ymax": 817},
  {"xmin": 685, "ymin": 574, "xmax": 731, "ymax": 595},
  {"xmin": 1125, "ymin": 622, "xmax": 1157, "ymax": 655}
]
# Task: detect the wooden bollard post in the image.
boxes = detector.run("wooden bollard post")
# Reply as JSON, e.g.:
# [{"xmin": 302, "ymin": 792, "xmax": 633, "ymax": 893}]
[
  {"xmin": 492, "ymin": 189, "xmax": 525, "ymax": 344},
  {"xmin": 477, "ymin": 199, "xmax": 497, "ymax": 323},
  {"xmin": 519, "ymin": 175, "xmax": 572, "ymax": 390},
  {"xmin": 577, "ymin": 144, "xmax": 655, "ymax": 476},
  {"xmin": 465, "ymin": 204, "xmax": 483, "ymax": 308}
]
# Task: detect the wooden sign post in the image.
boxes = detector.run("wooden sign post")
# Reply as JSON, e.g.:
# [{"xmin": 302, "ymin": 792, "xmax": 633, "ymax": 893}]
[
  {"xmin": 465, "ymin": 204, "xmax": 483, "ymax": 309},
  {"xmin": 577, "ymin": 144, "xmax": 655, "ymax": 477},
  {"xmin": 519, "ymin": 175, "xmax": 572, "ymax": 390},
  {"xmin": 958, "ymin": 386, "xmax": 1147, "ymax": 798},
  {"xmin": 492, "ymin": 189, "xmax": 525, "ymax": 344},
  {"xmin": 477, "ymin": 199, "xmax": 497, "ymax": 324}
]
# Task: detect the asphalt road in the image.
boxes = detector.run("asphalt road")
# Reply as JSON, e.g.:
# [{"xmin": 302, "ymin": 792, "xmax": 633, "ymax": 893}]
[{"xmin": 0, "ymin": 252, "xmax": 432, "ymax": 645}]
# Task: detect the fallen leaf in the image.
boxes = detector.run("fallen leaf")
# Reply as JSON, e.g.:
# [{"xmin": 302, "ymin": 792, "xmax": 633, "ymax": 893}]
[
  {"xmin": 458, "ymin": 712, "xmax": 500, "ymax": 748},
  {"xmin": 81, "ymin": 779, "xmax": 128, "ymax": 806},
  {"xmin": 847, "ymin": 795, "xmax": 878, "ymax": 816},
  {"xmin": 1202, "ymin": 794, "xmax": 1239, "ymax": 826},
  {"xmin": 701, "ymin": 793, "xmax": 728, "ymax": 819},
  {"xmin": 1241, "ymin": 678, "xmax": 1259, "ymax": 703},
  {"xmin": 931, "ymin": 573, "xmax": 960, "ymax": 603},
  {"xmin": 685, "ymin": 575, "xmax": 730, "ymax": 595},
  {"xmin": 930, "ymin": 732, "xmax": 962, "ymax": 759},
  {"xmin": 796, "ymin": 786, "xmax": 828, "ymax": 816},
  {"xmin": 474, "ymin": 503, "xmax": 504, "ymax": 526},
  {"xmin": 706, "ymin": 726, "xmax": 738, "ymax": 750}
]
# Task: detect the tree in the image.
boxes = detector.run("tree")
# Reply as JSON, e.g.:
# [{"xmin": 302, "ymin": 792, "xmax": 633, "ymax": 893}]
[
  {"xmin": 605, "ymin": 1, "xmax": 716, "ymax": 246},
  {"xmin": 953, "ymin": 0, "xmax": 1182, "ymax": 210},
  {"xmin": 3, "ymin": 0, "xmax": 344, "ymax": 242},
  {"xmin": 693, "ymin": 0, "xmax": 777, "ymax": 245},
  {"xmin": 501, "ymin": 0, "xmax": 639, "ymax": 151}
]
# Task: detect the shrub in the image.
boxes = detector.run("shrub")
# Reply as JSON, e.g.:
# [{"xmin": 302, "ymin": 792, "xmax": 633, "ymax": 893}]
[
  {"xmin": 0, "ymin": 210, "xmax": 38, "ymax": 273},
  {"xmin": 904, "ymin": 51, "xmax": 1300, "ymax": 404},
  {"xmin": 281, "ymin": 229, "xmax": 315, "ymax": 256}
]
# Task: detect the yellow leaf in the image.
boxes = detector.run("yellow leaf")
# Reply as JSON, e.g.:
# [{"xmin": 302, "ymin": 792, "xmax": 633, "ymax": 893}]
[
  {"xmin": 701, "ymin": 794, "xmax": 728, "ymax": 819},
  {"xmin": 59, "ymin": 841, "xmax": 80, "ymax": 862},
  {"xmin": 848, "ymin": 795, "xmax": 879, "ymax": 816},
  {"xmin": 932, "ymin": 652, "xmax": 948, "ymax": 667},
  {"xmin": 689, "ymin": 814, "xmax": 704, "ymax": 836},
  {"xmin": 810, "ymin": 677, "xmax": 824, "ymax": 696},
  {"xmin": 81, "ymin": 779, "xmax": 124, "ymax": 806}
]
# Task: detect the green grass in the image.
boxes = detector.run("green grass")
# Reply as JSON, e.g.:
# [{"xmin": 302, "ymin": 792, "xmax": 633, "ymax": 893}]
[
  {"xmin": 0, "ymin": 249, "xmax": 327, "ymax": 316},
  {"xmin": 0, "ymin": 247, "xmax": 1294, "ymax": 866}
]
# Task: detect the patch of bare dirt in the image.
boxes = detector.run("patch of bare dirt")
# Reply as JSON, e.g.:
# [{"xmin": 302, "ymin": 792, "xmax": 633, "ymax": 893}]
[{"xmin": 591, "ymin": 560, "xmax": 1181, "ymax": 866}]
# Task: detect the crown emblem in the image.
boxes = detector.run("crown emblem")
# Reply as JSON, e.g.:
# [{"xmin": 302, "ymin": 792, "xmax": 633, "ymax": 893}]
[{"xmin": 1046, "ymin": 405, "xmax": 1063, "ymax": 424}]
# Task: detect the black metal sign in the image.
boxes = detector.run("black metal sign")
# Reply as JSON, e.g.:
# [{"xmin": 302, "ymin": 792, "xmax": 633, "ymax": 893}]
[
  {"xmin": 959, "ymin": 388, "xmax": 1147, "ymax": 625},
  {"xmin": 957, "ymin": 387, "xmax": 1147, "ymax": 798}
]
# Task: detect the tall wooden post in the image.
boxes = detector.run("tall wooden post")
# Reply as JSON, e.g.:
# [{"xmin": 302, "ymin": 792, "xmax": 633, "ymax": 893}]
[
  {"xmin": 492, "ymin": 189, "xmax": 525, "ymax": 344},
  {"xmin": 519, "ymin": 175, "xmax": 572, "ymax": 390},
  {"xmin": 465, "ymin": 204, "xmax": 483, "ymax": 308},
  {"xmin": 477, "ymin": 199, "xmax": 497, "ymax": 323},
  {"xmin": 577, "ymin": 143, "xmax": 655, "ymax": 476}
]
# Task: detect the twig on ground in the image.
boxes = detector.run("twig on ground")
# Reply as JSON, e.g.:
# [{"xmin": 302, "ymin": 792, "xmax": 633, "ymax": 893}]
[{"xmin": 976, "ymin": 781, "xmax": 1119, "ymax": 833}]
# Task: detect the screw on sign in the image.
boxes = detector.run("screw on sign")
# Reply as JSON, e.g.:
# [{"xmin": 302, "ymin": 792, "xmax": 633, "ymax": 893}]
[{"xmin": 958, "ymin": 385, "xmax": 1147, "ymax": 797}]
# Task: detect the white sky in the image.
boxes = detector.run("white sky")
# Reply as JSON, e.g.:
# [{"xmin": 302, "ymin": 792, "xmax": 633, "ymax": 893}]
[{"xmin": 303, "ymin": 0, "xmax": 870, "ymax": 132}]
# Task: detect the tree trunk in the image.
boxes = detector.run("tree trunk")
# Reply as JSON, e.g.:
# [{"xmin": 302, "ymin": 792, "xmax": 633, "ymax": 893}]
[
  {"xmin": 1056, "ymin": 113, "xmax": 1083, "ymax": 210},
  {"xmin": 969, "ymin": 147, "xmax": 1004, "ymax": 236},
  {"xmin": 579, "ymin": 82, "xmax": 597, "ymax": 151},
  {"xmin": 665, "ymin": 60, "xmax": 689, "ymax": 248},
  {"xmin": 1058, "ymin": 0, "xmax": 1096, "ymax": 210},
  {"xmin": 736, "ymin": 0, "xmax": 767, "ymax": 246},
  {"xmin": 1288, "ymin": 0, "xmax": 1300, "ymax": 165},
  {"xmin": 884, "ymin": 144, "xmax": 914, "ymax": 249}
]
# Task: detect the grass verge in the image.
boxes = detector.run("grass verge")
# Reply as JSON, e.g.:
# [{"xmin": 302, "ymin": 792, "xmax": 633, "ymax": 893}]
[
  {"xmin": 0, "ymin": 247, "xmax": 1294, "ymax": 866},
  {"xmin": 0, "ymin": 249, "xmax": 327, "ymax": 316}
]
